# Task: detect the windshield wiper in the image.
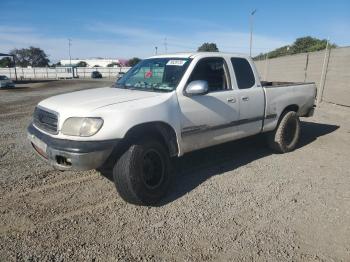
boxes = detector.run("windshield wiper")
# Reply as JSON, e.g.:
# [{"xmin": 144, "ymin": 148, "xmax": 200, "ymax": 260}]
[
  {"xmin": 148, "ymin": 87, "xmax": 172, "ymax": 92},
  {"xmin": 114, "ymin": 83, "xmax": 172, "ymax": 92},
  {"xmin": 113, "ymin": 83, "xmax": 126, "ymax": 88}
]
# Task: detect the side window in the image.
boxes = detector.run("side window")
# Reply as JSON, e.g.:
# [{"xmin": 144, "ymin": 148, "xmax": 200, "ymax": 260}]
[
  {"xmin": 188, "ymin": 57, "xmax": 229, "ymax": 92},
  {"xmin": 231, "ymin": 58, "xmax": 255, "ymax": 89}
]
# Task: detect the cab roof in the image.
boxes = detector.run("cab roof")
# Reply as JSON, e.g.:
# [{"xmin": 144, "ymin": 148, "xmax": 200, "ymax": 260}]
[{"xmin": 149, "ymin": 52, "xmax": 251, "ymax": 59}]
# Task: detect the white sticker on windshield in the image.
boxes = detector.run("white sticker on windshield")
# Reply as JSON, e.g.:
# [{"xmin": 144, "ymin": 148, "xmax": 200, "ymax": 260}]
[{"xmin": 166, "ymin": 60, "xmax": 187, "ymax": 66}]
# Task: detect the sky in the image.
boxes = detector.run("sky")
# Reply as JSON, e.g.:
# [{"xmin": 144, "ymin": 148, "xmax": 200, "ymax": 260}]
[{"xmin": 1, "ymin": 0, "xmax": 349, "ymax": 62}]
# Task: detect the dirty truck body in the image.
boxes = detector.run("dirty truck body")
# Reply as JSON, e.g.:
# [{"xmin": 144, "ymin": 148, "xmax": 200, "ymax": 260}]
[{"xmin": 28, "ymin": 52, "xmax": 316, "ymax": 205}]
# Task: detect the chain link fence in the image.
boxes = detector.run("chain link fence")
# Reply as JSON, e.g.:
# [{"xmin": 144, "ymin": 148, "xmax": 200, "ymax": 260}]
[{"xmin": 0, "ymin": 67, "xmax": 131, "ymax": 80}]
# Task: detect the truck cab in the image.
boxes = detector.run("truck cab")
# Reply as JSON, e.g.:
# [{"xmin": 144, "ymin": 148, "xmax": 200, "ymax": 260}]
[{"xmin": 174, "ymin": 53, "xmax": 266, "ymax": 152}]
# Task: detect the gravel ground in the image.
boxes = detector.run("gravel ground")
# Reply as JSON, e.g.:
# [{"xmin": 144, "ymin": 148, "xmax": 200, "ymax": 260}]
[{"xmin": 0, "ymin": 80, "xmax": 349, "ymax": 261}]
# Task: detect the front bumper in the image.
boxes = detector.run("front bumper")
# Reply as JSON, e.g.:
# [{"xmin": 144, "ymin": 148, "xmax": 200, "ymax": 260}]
[
  {"xmin": 27, "ymin": 123, "xmax": 119, "ymax": 171},
  {"xmin": 0, "ymin": 82, "xmax": 15, "ymax": 88}
]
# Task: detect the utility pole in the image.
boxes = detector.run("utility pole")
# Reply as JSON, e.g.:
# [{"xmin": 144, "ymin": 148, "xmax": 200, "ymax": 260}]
[
  {"xmin": 12, "ymin": 55, "xmax": 18, "ymax": 81},
  {"xmin": 155, "ymin": 46, "xmax": 158, "ymax": 55},
  {"xmin": 318, "ymin": 38, "xmax": 330, "ymax": 104},
  {"xmin": 68, "ymin": 38, "xmax": 72, "ymax": 66},
  {"xmin": 249, "ymin": 9, "xmax": 257, "ymax": 57},
  {"xmin": 164, "ymin": 38, "xmax": 168, "ymax": 54}
]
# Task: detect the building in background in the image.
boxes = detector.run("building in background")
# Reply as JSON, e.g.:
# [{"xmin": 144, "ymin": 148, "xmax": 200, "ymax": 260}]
[{"xmin": 60, "ymin": 58, "xmax": 121, "ymax": 67}]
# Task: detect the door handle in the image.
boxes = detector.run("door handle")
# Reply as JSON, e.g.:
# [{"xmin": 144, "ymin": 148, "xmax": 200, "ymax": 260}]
[
  {"xmin": 227, "ymin": 97, "xmax": 236, "ymax": 103},
  {"xmin": 242, "ymin": 96, "xmax": 249, "ymax": 101}
]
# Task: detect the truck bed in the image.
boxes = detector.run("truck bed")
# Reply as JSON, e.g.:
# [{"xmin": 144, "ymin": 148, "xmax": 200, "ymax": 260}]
[{"xmin": 261, "ymin": 81, "xmax": 316, "ymax": 133}]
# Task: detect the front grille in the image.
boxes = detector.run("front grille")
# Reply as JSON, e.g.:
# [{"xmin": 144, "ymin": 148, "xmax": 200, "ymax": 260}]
[{"xmin": 33, "ymin": 107, "xmax": 58, "ymax": 134}]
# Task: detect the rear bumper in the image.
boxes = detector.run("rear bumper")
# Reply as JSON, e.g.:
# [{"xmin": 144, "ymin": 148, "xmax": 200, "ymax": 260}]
[{"xmin": 27, "ymin": 123, "xmax": 119, "ymax": 171}]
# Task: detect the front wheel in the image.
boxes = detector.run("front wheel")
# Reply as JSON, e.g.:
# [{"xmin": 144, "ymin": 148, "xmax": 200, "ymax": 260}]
[
  {"xmin": 267, "ymin": 111, "xmax": 301, "ymax": 153},
  {"xmin": 113, "ymin": 138, "xmax": 172, "ymax": 206}
]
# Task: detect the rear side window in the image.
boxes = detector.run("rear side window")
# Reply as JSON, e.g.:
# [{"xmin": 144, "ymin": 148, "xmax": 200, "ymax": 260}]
[{"xmin": 231, "ymin": 58, "xmax": 255, "ymax": 89}]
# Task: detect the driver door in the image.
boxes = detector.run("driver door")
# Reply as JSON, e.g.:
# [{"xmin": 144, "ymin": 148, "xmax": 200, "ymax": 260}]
[{"xmin": 177, "ymin": 57, "xmax": 240, "ymax": 153}]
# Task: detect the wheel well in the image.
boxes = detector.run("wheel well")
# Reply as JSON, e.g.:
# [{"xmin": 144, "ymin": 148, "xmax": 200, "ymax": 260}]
[
  {"xmin": 282, "ymin": 104, "xmax": 299, "ymax": 115},
  {"xmin": 124, "ymin": 122, "xmax": 179, "ymax": 157},
  {"xmin": 274, "ymin": 104, "xmax": 299, "ymax": 126}
]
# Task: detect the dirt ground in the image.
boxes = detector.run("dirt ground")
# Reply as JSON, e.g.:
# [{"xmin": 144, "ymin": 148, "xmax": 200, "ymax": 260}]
[{"xmin": 0, "ymin": 80, "xmax": 349, "ymax": 261}]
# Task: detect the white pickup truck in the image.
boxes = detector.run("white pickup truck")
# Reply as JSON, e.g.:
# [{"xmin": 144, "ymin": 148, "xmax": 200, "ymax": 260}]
[{"xmin": 28, "ymin": 52, "xmax": 316, "ymax": 205}]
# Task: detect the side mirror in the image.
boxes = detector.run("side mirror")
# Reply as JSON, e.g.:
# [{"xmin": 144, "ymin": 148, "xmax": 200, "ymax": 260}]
[{"xmin": 185, "ymin": 80, "xmax": 209, "ymax": 96}]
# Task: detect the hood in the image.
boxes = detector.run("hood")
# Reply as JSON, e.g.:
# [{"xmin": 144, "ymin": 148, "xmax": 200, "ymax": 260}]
[{"xmin": 39, "ymin": 87, "xmax": 163, "ymax": 113}]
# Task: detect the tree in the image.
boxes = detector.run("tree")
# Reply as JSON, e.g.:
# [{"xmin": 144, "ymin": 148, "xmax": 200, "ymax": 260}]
[
  {"xmin": 127, "ymin": 57, "xmax": 141, "ymax": 67},
  {"xmin": 93, "ymin": 65, "xmax": 100, "ymax": 67},
  {"xmin": 197, "ymin": 43, "xmax": 219, "ymax": 52},
  {"xmin": 76, "ymin": 61, "xmax": 88, "ymax": 67},
  {"xmin": 0, "ymin": 57, "xmax": 14, "ymax": 68},
  {"xmin": 10, "ymin": 46, "xmax": 50, "ymax": 67},
  {"xmin": 254, "ymin": 36, "xmax": 337, "ymax": 60},
  {"xmin": 290, "ymin": 36, "xmax": 336, "ymax": 54},
  {"xmin": 254, "ymin": 45, "xmax": 291, "ymax": 60}
]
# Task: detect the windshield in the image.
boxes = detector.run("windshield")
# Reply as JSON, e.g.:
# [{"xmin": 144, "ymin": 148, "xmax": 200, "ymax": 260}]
[{"xmin": 115, "ymin": 58, "xmax": 191, "ymax": 92}]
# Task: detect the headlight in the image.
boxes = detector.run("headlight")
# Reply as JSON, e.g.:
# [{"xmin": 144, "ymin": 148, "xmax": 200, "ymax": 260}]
[{"xmin": 61, "ymin": 117, "xmax": 103, "ymax": 137}]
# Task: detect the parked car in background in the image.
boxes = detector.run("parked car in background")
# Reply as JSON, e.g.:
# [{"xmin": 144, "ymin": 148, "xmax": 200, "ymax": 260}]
[
  {"xmin": 0, "ymin": 75, "xmax": 15, "ymax": 88},
  {"xmin": 91, "ymin": 71, "xmax": 102, "ymax": 79},
  {"xmin": 28, "ymin": 52, "xmax": 316, "ymax": 205}
]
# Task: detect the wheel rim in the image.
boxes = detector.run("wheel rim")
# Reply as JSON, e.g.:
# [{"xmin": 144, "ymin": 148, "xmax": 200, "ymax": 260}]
[
  {"xmin": 142, "ymin": 149, "xmax": 165, "ymax": 189},
  {"xmin": 284, "ymin": 118, "xmax": 297, "ymax": 146}
]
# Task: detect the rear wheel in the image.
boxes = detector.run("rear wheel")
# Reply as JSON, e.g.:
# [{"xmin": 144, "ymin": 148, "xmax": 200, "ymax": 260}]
[
  {"xmin": 267, "ymin": 111, "xmax": 300, "ymax": 153},
  {"xmin": 112, "ymin": 137, "xmax": 172, "ymax": 205}
]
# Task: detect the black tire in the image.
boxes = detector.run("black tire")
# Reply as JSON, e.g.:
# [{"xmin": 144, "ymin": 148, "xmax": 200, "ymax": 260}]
[
  {"xmin": 267, "ymin": 111, "xmax": 301, "ymax": 153},
  {"xmin": 112, "ymin": 137, "xmax": 172, "ymax": 206}
]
